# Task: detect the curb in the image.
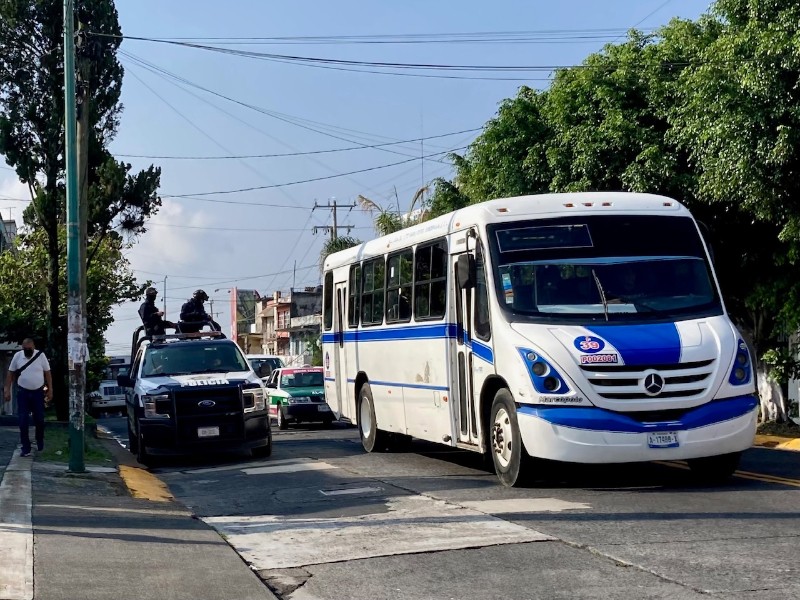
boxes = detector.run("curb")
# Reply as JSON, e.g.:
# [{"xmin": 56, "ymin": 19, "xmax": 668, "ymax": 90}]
[
  {"xmin": 754, "ymin": 434, "xmax": 800, "ymax": 452},
  {"xmin": 118, "ymin": 464, "xmax": 174, "ymax": 502}
]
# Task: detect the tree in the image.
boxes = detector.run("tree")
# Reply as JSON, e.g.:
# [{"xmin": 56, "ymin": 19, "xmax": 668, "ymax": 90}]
[
  {"xmin": 426, "ymin": 1, "xmax": 800, "ymax": 422},
  {"xmin": 319, "ymin": 235, "xmax": 361, "ymax": 271},
  {"xmin": 0, "ymin": 228, "xmax": 142, "ymax": 393},
  {"xmin": 0, "ymin": 0, "xmax": 161, "ymax": 418}
]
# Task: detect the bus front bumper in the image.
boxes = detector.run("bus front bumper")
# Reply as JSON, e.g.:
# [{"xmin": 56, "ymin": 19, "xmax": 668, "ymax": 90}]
[{"xmin": 516, "ymin": 395, "xmax": 758, "ymax": 463}]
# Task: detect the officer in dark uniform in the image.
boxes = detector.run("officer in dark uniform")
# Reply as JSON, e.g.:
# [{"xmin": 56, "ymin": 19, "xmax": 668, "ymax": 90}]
[
  {"xmin": 179, "ymin": 289, "xmax": 213, "ymax": 333},
  {"xmin": 138, "ymin": 287, "xmax": 175, "ymax": 336}
]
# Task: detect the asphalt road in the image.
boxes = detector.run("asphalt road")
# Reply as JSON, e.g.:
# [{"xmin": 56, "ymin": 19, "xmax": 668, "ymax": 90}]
[{"xmin": 99, "ymin": 416, "xmax": 800, "ymax": 600}]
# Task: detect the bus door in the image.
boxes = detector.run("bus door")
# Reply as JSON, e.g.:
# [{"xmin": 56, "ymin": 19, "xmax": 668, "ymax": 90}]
[
  {"xmin": 332, "ymin": 281, "xmax": 348, "ymax": 419},
  {"xmin": 453, "ymin": 234, "xmax": 481, "ymax": 446}
]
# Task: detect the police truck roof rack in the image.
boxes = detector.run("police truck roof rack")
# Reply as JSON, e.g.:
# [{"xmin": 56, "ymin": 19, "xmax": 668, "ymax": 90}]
[{"xmin": 129, "ymin": 321, "xmax": 226, "ymax": 364}]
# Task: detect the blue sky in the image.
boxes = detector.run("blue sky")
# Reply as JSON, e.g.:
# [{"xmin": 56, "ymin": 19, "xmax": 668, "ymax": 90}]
[{"xmin": 0, "ymin": 0, "xmax": 710, "ymax": 353}]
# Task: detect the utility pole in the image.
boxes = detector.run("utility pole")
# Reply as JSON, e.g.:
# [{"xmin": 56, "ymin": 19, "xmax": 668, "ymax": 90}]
[
  {"xmin": 312, "ymin": 198, "xmax": 356, "ymax": 240},
  {"xmin": 64, "ymin": 0, "xmax": 86, "ymax": 473}
]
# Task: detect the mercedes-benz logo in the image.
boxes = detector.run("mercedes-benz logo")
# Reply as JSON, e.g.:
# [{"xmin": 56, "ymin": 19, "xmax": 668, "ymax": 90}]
[{"xmin": 643, "ymin": 372, "xmax": 665, "ymax": 396}]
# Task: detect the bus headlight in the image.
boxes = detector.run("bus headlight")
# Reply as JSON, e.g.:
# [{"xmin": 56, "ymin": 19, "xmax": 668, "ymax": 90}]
[
  {"xmin": 144, "ymin": 394, "xmax": 170, "ymax": 418},
  {"xmin": 243, "ymin": 388, "xmax": 266, "ymax": 413},
  {"xmin": 518, "ymin": 347, "xmax": 570, "ymax": 395},
  {"xmin": 728, "ymin": 339, "xmax": 752, "ymax": 385}
]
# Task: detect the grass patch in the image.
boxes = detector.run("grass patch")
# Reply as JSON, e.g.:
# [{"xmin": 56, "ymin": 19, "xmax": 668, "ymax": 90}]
[
  {"xmin": 757, "ymin": 420, "xmax": 800, "ymax": 437},
  {"xmin": 37, "ymin": 424, "xmax": 113, "ymax": 465}
]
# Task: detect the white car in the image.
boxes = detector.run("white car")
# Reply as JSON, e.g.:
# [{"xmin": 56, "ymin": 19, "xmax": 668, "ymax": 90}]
[{"xmin": 246, "ymin": 354, "xmax": 285, "ymax": 383}]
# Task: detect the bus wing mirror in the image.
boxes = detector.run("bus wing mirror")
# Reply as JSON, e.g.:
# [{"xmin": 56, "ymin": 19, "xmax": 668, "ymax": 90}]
[
  {"xmin": 117, "ymin": 374, "xmax": 133, "ymax": 388},
  {"xmin": 457, "ymin": 254, "xmax": 476, "ymax": 289}
]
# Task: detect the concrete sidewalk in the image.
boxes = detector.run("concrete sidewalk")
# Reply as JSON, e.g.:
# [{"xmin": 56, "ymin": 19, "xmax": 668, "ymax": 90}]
[{"xmin": 0, "ymin": 426, "xmax": 277, "ymax": 600}]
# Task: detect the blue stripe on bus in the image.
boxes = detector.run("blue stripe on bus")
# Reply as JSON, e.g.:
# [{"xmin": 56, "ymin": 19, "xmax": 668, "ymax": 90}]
[
  {"xmin": 322, "ymin": 323, "xmax": 495, "ymax": 364},
  {"xmin": 471, "ymin": 340, "xmax": 494, "ymax": 364},
  {"xmin": 517, "ymin": 395, "xmax": 757, "ymax": 433},
  {"xmin": 370, "ymin": 380, "xmax": 450, "ymax": 391},
  {"xmin": 585, "ymin": 323, "xmax": 681, "ymax": 366},
  {"xmin": 333, "ymin": 377, "xmax": 448, "ymax": 391}
]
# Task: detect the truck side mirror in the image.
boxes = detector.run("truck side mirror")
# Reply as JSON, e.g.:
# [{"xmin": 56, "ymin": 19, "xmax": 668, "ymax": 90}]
[
  {"xmin": 117, "ymin": 374, "xmax": 133, "ymax": 388},
  {"xmin": 457, "ymin": 254, "xmax": 476, "ymax": 290}
]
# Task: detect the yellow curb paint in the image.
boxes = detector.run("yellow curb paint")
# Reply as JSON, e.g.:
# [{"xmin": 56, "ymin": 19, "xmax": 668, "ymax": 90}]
[
  {"xmin": 754, "ymin": 434, "xmax": 800, "ymax": 452},
  {"xmin": 118, "ymin": 465, "xmax": 173, "ymax": 502}
]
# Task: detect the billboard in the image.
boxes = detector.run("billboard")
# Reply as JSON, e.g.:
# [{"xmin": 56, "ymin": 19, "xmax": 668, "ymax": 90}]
[{"xmin": 230, "ymin": 288, "xmax": 260, "ymax": 340}]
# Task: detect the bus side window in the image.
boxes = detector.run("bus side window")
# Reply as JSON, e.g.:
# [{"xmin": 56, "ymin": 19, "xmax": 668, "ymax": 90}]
[
  {"xmin": 414, "ymin": 240, "xmax": 447, "ymax": 320},
  {"xmin": 386, "ymin": 250, "xmax": 413, "ymax": 323},
  {"xmin": 474, "ymin": 243, "xmax": 491, "ymax": 341},
  {"xmin": 361, "ymin": 257, "xmax": 385, "ymax": 326},
  {"xmin": 323, "ymin": 271, "xmax": 333, "ymax": 331},
  {"xmin": 348, "ymin": 264, "xmax": 361, "ymax": 328}
]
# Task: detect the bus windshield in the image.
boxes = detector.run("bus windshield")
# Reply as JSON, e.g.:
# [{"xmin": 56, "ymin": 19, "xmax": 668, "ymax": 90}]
[{"xmin": 489, "ymin": 215, "xmax": 722, "ymax": 322}]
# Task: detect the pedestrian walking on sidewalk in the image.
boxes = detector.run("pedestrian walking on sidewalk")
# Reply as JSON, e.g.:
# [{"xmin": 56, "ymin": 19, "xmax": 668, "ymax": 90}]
[{"xmin": 3, "ymin": 338, "xmax": 53, "ymax": 457}]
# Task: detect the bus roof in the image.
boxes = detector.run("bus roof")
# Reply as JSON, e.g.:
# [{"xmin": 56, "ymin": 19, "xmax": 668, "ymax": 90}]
[{"xmin": 323, "ymin": 192, "xmax": 691, "ymax": 271}]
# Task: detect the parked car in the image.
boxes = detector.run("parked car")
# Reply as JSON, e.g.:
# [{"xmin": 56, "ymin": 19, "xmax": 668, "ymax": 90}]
[
  {"xmin": 246, "ymin": 354, "xmax": 285, "ymax": 383},
  {"xmin": 264, "ymin": 367, "xmax": 332, "ymax": 429}
]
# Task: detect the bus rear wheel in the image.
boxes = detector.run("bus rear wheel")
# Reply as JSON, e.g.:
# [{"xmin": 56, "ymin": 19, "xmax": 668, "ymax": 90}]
[
  {"xmin": 359, "ymin": 383, "xmax": 389, "ymax": 452},
  {"xmin": 490, "ymin": 389, "xmax": 530, "ymax": 487}
]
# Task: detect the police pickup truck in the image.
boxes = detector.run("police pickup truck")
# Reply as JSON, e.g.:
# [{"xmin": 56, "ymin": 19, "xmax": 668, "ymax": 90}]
[{"xmin": 119, "ymin": 326, "xmax": 271, "ymax": 465}]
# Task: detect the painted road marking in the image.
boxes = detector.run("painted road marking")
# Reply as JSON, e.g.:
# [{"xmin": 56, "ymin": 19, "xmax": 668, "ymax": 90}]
[
  {"xmin": 0, "ymin": 450, "xmax": 33, "ymax": 600},
  {"xmin": 188, "ymin": 457, "xmax": 309, "ymax": 475},
  {"xmin": 205, "ymin": 494, "xmax": 552, "ymax": 570},
  {"xmin": 319, "ymin": 486, "xmax": 383, "ymax": 496},
  {"xmin": 460, "ymin": 498, "xmax": 591, "ymax": 514},
  {"xmin": 654, "ymin": 461, "xmax": 800, "ymax": 488},
  {"xmin": 243, "ymin": 461, "xmax": 338, "ymax": 476}
]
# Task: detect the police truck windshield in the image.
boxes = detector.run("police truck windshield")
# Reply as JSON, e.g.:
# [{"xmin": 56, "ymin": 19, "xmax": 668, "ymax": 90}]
[
  {"xmin": 489, "ymin": 215, "xmax": 721, "ymax": 322},
  {"xmin": 142, "ymin": 342, "xmax": 250, "ymax": 377}
]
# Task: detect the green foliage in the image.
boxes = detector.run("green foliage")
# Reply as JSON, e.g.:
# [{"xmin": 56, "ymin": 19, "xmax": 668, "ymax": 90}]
[
  {"xmin": 0, "ymin": 228, "xmax": 144, "ymax": 391},
  {"xmin": 303, "ymin": 335, "xmax": 323, "ymax": 367},
  {"xmin": 428, "ymin": 0, "xmax": 800, "ymax": 363},
  {"xmin": 0, "ymin": 1, "xmax": 161, "ymax": 416},
  {"xmin": 320, "ymin": 235, "xmax": 361, "ymax": 269},
  {"xmin": 761, "ymin": 347, "xmax": 800, "ymax": 386}
]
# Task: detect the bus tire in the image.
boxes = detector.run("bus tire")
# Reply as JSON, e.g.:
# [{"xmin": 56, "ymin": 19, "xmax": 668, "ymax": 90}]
[
  {"xmin": 358, "ymin": 383, "xmax": 389, "ymax": 452},
  {"xmin": 688, "ymin": 452, "xmax": 741, "ymax": 482},
  {"xmin": 489, "ymin": 389, "xmax": 530, "ymax": 487}
]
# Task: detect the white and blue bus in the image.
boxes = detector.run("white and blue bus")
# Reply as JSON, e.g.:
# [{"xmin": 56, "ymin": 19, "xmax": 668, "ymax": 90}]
[{"xmin": 321, "ymin": 192, "xmax": 757, "ymax": 486}]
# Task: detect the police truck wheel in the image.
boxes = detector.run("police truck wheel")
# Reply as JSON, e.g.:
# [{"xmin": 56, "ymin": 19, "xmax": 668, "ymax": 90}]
[
  {"xmin": 359, "ymin": 383, "xmax": 389, "ymax": 452},
  {"xmin": 688, "ymin": 452, "xmax": 741, "ymax": 482},
  {"xmin": 490, "ymin": 389, "xmax": 530, "ymax": 487},
  {"xmin": 127, "ymin": 420, "xmax": 138, "ymax": 454},
  {"xmin": 277, "ymin": 406, "xmax": 289, "ymax": 430}
]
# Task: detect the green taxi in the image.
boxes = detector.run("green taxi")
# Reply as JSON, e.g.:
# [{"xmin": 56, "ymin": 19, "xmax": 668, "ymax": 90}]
[{"xmin": 264, "ymin": 367, "xmax": 332, "ymax": 429}]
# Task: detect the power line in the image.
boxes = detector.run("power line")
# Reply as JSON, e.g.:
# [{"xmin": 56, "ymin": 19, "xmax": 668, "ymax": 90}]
[
  {"xmin": 121, "ymin": 51, "xmax": 458, "ymax": 161},
  {"xmin": 163, "ymin": 146, "xmax": 465, "ymax": 198},
  {"xmin": 116, "ymin": 127, "xmax": 480, "ymax": 160},
  {"xmin": 145, "ymin": 222, "xmax": 371, "ymax": 232}
]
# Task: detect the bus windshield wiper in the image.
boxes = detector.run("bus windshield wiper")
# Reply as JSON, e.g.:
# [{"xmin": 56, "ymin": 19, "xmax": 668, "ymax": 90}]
[{"xmin": 591, "ymin": 269, "xmax": 609, "ymax": 322}]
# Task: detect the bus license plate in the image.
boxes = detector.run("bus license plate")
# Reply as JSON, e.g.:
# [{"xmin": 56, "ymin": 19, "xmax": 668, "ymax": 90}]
[
  {"xmin": 198, "ymin": 426, "xmax": 220, "ymax": 438},
  {"xmin": 317, "ymin": 405, "xmax": 329, "ymax": 412},
  {"xmin": 648, "ymin": 432, "xmax": 678, "ymax": 448}
]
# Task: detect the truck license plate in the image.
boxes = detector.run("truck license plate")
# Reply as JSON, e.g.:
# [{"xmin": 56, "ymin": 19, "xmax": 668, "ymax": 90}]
[
  {"xmin": 198, "ymin": 426, "xmax": 220, "ymax": 438},
  {"xmin": 317, "ymin": 404, "xmax": 329, "ymax": 412},
  {"xmin": 648, "ymin": 431, "xmax": 678, "ymax": 448}
]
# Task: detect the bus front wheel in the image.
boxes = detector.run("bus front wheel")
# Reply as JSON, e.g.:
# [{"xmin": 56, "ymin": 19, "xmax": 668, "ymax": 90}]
[
  {"xmin": 490, "ymin": 389, "xmax": 530, "ymax": 487},
  {"xmin": 359, "ymin": 383, "xmax": 389, "ymax": 452}
]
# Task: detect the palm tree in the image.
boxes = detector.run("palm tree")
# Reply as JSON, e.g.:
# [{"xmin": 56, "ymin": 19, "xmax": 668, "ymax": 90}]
[
  {"xmin": 319, "ymin": 235, "xmax": 361, "ymax": 270},
  {"xmin": 358, "ymin": 185, "xmax": 429, "ymax": 236}
]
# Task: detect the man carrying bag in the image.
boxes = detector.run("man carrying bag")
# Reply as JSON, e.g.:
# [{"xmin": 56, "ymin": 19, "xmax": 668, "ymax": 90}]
[{"xmin": 3, "ymin": 338, "xmax": 53, "ymax": 457}]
